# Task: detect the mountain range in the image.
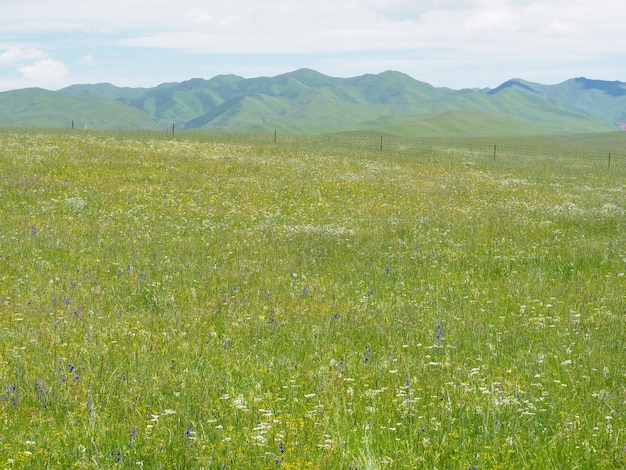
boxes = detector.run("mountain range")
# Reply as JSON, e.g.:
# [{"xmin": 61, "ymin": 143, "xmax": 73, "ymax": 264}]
[{"xmin": 1, "ymin": 68, "xmax": 625, "ymax": 136}]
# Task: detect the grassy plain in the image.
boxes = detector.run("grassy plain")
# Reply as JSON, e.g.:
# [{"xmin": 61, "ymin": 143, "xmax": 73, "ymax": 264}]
[{"xmin": 1, "ymin": 129, "xmax": 626, "ymax": 468}]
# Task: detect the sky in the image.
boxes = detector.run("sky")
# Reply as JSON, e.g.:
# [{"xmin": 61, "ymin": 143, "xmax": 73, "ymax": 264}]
[{"xmin": 1, "ymin": 0, "xmax": 624, "ymax": 92}]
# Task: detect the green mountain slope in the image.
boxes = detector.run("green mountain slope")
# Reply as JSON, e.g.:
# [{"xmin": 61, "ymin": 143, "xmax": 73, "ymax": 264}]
[
  {"xmin": 445, "ymin": 86, "xmax": 614, "ymax": 133},
  {"xmin": 1, "ymin": 70, "xmax": 623, "ymax": 135},
  {"xmin": 0, "ymin": 87, "xmax": 161, "ymax": 129},
  {"xmin": 485, "ymin": 77, "xmax": 626, "ymax": 125},
  {"xmin": 357, "ymin": 110, "xmax": 559, "ymax": 137}
]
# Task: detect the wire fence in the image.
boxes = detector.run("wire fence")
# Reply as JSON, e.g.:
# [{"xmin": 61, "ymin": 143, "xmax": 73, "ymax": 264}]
[
  {"xmin": 3, "ymin": 125, "xmax": 624, "ymax": 168},
  {"xmin": 173, "ymin": 129, "xmax": 625, "ymax": 167}
]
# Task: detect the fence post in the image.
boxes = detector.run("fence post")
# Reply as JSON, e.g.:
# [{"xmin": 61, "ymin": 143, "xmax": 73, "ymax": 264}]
[
  {"xmin": 380, "ymin": 135, "xmax": 383, "ymax": 152},
  {"xmin": 609, "ymin": 152, "xmax": 611, "ymax": 168},
  {"xmin": 493, "ymin": 144, "xmax": 497, "ymax": 160}
]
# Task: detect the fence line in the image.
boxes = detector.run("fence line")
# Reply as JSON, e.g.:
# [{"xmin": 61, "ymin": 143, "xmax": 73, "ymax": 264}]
[
  {"xmin": 175, "ymin": 129, "xmax": 624, "ymax": 166},
  {"xmin": 3, "ymin": 126, "xmax": 622, "ymax": 166}
]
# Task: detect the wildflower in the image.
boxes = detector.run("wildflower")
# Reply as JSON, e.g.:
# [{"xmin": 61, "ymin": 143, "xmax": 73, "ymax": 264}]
[
  {"xmin": 365, "ymin": 345, "xmax": 372, "ymax": 364},
  {"xmin": 1, "ymin": 385, "xmax": 17, "ymax": 407},
  {"xmin": 110, "ymin": 449, "xmax": 121, "ymax": 461},
  {"xmin": 35, "ymin": 381, "xmax": 48, "ymax": 405},
  {"xmin": 67, "ymin": 364, "xmax": 79, "ymax": 381},
  {"xmin": 274, "ymin": 442, "xmax": 285, "ymax": 464},
  {"xmin": 436, "ymin": 324, "xmax": 443, "ymax": 340},
  {"xmin": 31, "ymin": 224, "xmax": 37, "ymax": 236},
  {"xmin": 302, "ymin": 287, "xmax": 308, "ymax": 297},
  {"xmin": 386, "ymin": 267, "xmax": 391, "ymax": 275}
]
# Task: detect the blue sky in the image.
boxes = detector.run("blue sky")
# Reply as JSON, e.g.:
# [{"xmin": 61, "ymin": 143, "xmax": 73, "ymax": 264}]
[{"xmin": 1, "ymin": 0, "xmax": 624, "ymax": 92}]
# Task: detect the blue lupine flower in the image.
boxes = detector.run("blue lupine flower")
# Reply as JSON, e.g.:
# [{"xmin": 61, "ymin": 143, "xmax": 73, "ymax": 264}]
[
  {"xmin": 365, "ymin": 345, "xmax": 372, "ymax": 364},
  {"xmin": 274, "ymin": 442, "xmax": 285, "ymax": 463},
  {"xmin": 436, "ymin": 324, "xmax": 443, "ymax": 340}
]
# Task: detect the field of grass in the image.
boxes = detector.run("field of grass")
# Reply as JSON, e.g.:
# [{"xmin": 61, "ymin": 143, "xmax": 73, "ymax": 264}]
[{"xmin": 1, "ymin": 129, "xmax": 626, "ymax": 468}]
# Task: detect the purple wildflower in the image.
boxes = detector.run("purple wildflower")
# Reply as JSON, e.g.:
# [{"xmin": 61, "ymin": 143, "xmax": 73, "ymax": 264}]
[
  {"xmin": 364, "ymin": 345, "xmax": 372, "ymax": 364},
  {"xmin": 436, "ymin": 324, "xmax": 443, "ymax": 340}
]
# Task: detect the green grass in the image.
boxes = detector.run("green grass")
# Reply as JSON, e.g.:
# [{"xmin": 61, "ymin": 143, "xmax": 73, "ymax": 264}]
[{"xmin": 1, "ymin": 129, "xmax": 626, "ymax": 468}]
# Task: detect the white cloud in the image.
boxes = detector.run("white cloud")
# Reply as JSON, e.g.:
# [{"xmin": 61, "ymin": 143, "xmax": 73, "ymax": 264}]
[
  {"xmin": 0, "ymin": 47, "xmax": 48, "ymax": 66},
  {"xmin": 543, "ymin": 20, "xmax": 581, "ymax": 34},
  {"xmin": 17, "ymin": 59, "xmax": 68, "ymax": 81},
  {"xmin": 1, "ymin": 0, "xmax": 622, "ymax": 54},
  {"xmin": 0, "ymin": 46, "xmax": 69, "ymax": 87},
  {"xmin": 463, "ymin": 7, "xmax": 519, "ymax": 33}
]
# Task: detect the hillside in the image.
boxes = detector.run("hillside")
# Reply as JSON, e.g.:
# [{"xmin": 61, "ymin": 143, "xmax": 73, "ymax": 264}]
[
  {"xmin": 0, "ymin": 87, "xmax": 161, "ymax": 130},
  {"xmin": 0, "ymin": 70, "xmax": 623, "ymax": 135}
]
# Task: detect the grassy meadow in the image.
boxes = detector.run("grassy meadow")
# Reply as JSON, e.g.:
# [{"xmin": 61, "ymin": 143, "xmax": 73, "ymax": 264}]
[{"xmin": 1, "ymin": 129, "xmax": 626, "ymax": 468}]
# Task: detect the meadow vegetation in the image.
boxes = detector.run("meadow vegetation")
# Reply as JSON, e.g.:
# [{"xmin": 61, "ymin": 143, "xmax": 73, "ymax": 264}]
[{"xmin": 1, "ymin": 129, "xmax": 625, "ymax": 468}]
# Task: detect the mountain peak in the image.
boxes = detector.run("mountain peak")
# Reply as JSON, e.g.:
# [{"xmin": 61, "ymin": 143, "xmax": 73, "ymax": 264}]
[
  {"xmin": 276, "ymin": 68, "xmax": 336, "ymax": 87},
  {"xmin": 486, "ymin": 79, "xmax": 538, "ymax": 95}
]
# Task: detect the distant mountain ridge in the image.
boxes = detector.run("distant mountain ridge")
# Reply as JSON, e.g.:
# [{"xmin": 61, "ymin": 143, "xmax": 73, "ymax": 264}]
[{"xmin": 1, "ymin": 69, "xmax": 625, "ymax": 136}]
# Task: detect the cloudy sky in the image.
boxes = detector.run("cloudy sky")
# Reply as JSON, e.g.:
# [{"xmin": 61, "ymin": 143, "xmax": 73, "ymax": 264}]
[{"xmin": 0, "ymin": 0, "xmax": 624, "ymax": 91}]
